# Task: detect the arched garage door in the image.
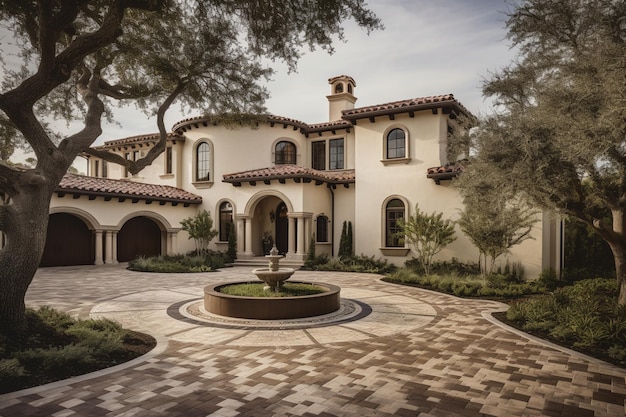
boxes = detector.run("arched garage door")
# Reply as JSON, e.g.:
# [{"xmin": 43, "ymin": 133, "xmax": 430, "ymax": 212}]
[
  {"xmin": 41, "ymin": 213, "xmax": 94, "ymax": 267},
  {"xmin": 117, "ymin": 216, "xmax": 162, "ymax": 262}
]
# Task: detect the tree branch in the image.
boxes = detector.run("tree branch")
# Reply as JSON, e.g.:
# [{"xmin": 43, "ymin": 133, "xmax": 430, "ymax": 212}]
[
  {"xmin": 127, "ymin": 80, "xmax": 187, "ymax": 174},
  {"xmin": 0, "ymin": 163, "xmax": 24, "ymax": 197}
]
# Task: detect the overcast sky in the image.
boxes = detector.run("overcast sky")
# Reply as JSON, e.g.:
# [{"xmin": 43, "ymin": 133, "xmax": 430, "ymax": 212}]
[
  {"xmin": 91, "ymin": 0, "xmax": 519, "ymax": 145},
  {"xmin": 9, "ymin": 0, "xmax": 520, "ymax": 162}
]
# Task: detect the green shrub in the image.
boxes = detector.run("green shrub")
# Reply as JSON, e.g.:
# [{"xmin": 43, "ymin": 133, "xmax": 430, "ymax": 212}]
[
  {"xmin": 1, "ymin": 307, "xmax": 154, "ymax": 394},
  {"xmin": 310, "ymin": 254, "xmax": 394, "ymax": 274},
  {"xmin": 405, "ymin": 258, "xmax": 480, "ymax": 276},
  {"xmin": 503, "ymin": 278, "xmax": 624, "ymax": 366},
  {"xmin": 608, "ymin": 345, "xmax": 626, "ymax": 361},
  {"xmin": 128, "ymin": 252, "xmax": 227, "ymax": 273},
  {"xmin": 0, "ymin": 358, "xmax": 26, "ymax": 384},
  {"xmin": 66, "ymin": 319, "xmax": 126, "ymax": 354},
  {"xmin": 16, "ymin": 344, "xmax": 96, "ymax": 377},
  {"xmin": 538, "ymin": 268, "xmax": 560, "ymax": 290}
]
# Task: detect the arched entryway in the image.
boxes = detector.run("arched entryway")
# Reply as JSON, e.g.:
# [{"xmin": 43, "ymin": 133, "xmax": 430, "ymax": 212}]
[
  {"xmin": 117, "ymin": 216, "xmax": 162, "ymax": 262},
  {"xmin": 41, "ymin": 213, "xmax": 95, "ymax": 266}
]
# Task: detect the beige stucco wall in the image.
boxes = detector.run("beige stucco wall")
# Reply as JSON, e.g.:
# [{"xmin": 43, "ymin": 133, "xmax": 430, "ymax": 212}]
[{"xmin": 69, "ymin": 84, "xmax": 552, "ymax": 277}]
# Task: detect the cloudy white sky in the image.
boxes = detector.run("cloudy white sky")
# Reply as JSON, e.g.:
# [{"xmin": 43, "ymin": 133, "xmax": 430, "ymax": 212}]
[
  {"xmin": 9, "ymin": 0, "xmax": 520, "ymax": 162},
  {"xmin": 95, "ymin": 0, "xmax": 519, "ymax": 144}
]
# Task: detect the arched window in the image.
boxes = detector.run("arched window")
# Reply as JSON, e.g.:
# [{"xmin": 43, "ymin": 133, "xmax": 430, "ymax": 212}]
[
  {"xmin": 316, "ymin": 215, "xmax": 329, "ymax": 243},
  {"xmin": 219, "ymin": 201, "xmax": 233, "ymax": 242},
  {"xmin": 335, "ymin": 83, "xmax": 344, "ymax": 94},
  {"xmin": 275, "ymin": 141, "xmax": 296, "ymax": 164},
  {"xmin": 386, "ymin": 128, "xmax": 406, "ymax": 159},
  {"xmin": 196, "ymin": 142, "xmax": 210, "ymax": 181},
  {"xmin": 385, "ymin": 199, "xmax": 405, "ymax": 247}
]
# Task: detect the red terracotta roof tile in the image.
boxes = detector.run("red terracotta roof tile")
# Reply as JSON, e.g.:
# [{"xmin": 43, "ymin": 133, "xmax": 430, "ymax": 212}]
[
  {"xmin": 96, "ymin": 132, "xmax": 184, "ymax": 150},
  {"xmin": 426, "ymin": 161, "xmax": 465, "ymax": 183},
  {"xmin": 57, "ymin": 174, "xmax": 202, "ymax": 204},
  {"xmin": 342, "ymin": 94, "xmax": 474, "ymax": 121},
  {"xmin": 223, "ymin": 165, "xmax": 355, "ymax": 185}
]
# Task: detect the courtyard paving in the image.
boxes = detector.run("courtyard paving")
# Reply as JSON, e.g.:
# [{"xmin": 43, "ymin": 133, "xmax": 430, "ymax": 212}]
[{"xmin": 1, "ymin": 265, "xmax": 625, "ymax": 416}]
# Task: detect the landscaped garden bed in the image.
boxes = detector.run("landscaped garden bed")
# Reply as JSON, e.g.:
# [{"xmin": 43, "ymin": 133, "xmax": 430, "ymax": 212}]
[{"xmin": 0, "ymin": 307, "xmax": 155, "ymax": 394}]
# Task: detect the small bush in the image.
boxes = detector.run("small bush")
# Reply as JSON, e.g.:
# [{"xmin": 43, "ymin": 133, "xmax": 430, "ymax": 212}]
[
  {"xmin": 16, "ymin": 344, "xmax": 96, "ymax": 378},
  {"xmin": 308, "ymin": 254, "xmax": 395, "ymax": 274},
  {"xmin": 405, "ymin": 257, "xmax": 480, "ymax": 276},
  {"xmin": 128, "ymin": 252, "xmax": 227, "ymax": 273},
  {"xmin": 0, "ymin": 358, "xmax": 26, "ymax": 385},
  {"xmin": 66, "ymin": 319, "xmax": 127, "ymax": 354}
]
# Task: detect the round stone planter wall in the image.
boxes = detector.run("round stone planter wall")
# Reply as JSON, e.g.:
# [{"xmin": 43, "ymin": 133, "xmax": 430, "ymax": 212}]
[{"xmin": 204, "ymin": 281, "xmax": 341, "ymax": 320}]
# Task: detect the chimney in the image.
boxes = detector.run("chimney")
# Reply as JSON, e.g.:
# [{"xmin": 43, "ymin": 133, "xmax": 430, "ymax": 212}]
[{"xmin": 327, "ymin": 75, "xmax": 357, "ymax": 121}]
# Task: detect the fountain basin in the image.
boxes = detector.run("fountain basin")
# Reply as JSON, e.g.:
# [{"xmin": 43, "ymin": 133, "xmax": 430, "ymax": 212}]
[
  {"xmin": 204, "ymin": 281, "xmax": 341, "ymax": 320},
  {"xmin": 252, "ymin": 267, "xmax": 295, "ymax": 287}
]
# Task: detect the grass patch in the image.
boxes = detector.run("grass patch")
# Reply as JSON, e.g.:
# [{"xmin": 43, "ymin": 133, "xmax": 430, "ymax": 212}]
[
  {"xmin": 128, "ymin": 251, "xmax": 229, "ymax": 273},
  {"xmin": 0, "ymin": 306, "xmax": 155, "ymax": 394},
  {"xmin": 219, "ymin": 282, "xmax": 327, "ymax": 297}
]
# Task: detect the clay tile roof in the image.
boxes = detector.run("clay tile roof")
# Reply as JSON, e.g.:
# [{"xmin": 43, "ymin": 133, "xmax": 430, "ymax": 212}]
[
  {"xmin": 223, "ymin": 165, "xmax": 355, "ymax": 185},
  {"xmin": 306, "ymin": 120, "xmax": 353, "ymax": 133},
  {"xmin": 57, "ymin": 174, "xmax": 202, "ymax": 204},
  {"xmin": 426, "ymin": 161, "xmax": 465, "ymax": 183},
  {"xmin": 96, "ymin": 132, "xmax": 184, "ymax": 150},
  {"xmin": 342, "ymin": 94, "xmax": 475, "ymax": 121},
  {"xmin": 171, "ymin": 114, "xmax": 310, "ymax": 134}
]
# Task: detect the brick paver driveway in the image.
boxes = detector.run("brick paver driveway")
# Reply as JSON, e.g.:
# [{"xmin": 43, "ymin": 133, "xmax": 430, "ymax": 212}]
[{"xmin": 1, "ymin": 265, "xmax": 624, "ymax": 416}]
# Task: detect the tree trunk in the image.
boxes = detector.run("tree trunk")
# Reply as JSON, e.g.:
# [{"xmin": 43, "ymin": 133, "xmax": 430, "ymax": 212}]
[
  {"xmin": 605, "ymin": 208, "xmax": 626, "ymax": 306},
  {"xmin": 608, "ymin": 241, "xmax": 626, "ymax": 306},
  {"xmin": 0, "ymin": 177, "xmax": 55, "ymax": 337}
]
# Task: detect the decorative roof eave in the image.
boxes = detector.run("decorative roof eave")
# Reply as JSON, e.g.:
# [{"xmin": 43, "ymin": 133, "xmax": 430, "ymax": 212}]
[
  {"xmin": 223, "ymin": 166, "xmax": 355, "ymax": 188},
  {"xmin": 342, "ymin": 94, "xmax": 476, "ymax": 123},
  {"xmin": 94, "ymin": 132, "xmax": 185, "ymax": 151},
  {"xmin": 304, "ymin": 120, "xmax": 353, "ymax": 136},
  {"xmin": 56, "ymin": 174, "xmax": 202, "ymax": 206},
  {"xmin": 426, "ymin": 162, "xmax": 465, "ymax": 185},
  {"xmin": 55, "ymin": 188, "xmax": 202, "ymax": 206},
  {"xmin": 171, "ymin": 114, "xmax": 309, "ymax": 134}
]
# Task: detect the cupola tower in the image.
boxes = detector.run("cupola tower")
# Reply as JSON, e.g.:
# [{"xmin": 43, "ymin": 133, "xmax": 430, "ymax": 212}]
[{"xmin": 327, "ymin": 75, "xmax": 357, "ymax": 121}]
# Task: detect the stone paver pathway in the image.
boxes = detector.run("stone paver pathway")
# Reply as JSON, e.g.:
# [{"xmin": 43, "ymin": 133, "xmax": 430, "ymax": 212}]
[{"xmin": 1, "ymin": 265, "xmax": 625, "ymax": 416}]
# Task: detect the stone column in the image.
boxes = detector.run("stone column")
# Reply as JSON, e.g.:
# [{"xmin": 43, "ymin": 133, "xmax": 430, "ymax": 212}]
[
  {"xmin": 112, "ymin": 232, "xmax": 118, "ymax": 264},
  {"xmin": 104, "ymin": 231, "xmax": 113, "ymax": 264},
  {"xmin": 244, "ymin": 217, "xmax": 254, "ymax": 258},
  {"xmin": 287, "ymin": 216, "xmax": 296, "ymax": 256},
  {"xmin": 296, "ymin": 217, "xmax": 305, "ymax": 256},
  {"xmin": 170, "ymin": 231, "xmax": 177, "ymax": 255},
  {"xmin": 236, "ymin": 217, "xmax": 245, "ymax": 254},
  {"xmin": 94, "ymin": 230, "xmax": 103, "ymax": 265}
]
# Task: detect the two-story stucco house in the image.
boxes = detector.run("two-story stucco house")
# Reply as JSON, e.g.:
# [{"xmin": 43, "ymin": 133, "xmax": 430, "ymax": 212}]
[{"xmin": 44, "ymin": 76, "xmax": 562, "ymax": 278}]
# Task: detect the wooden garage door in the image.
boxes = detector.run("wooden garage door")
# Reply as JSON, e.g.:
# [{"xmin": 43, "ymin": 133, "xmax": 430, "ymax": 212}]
[
  {"xmin": 117, "ymin": 216, "xmax": 161, "ymax": 262},
  {"xmin": 41, "ymin": 213, "xmax": 95, "ymax": 267}
]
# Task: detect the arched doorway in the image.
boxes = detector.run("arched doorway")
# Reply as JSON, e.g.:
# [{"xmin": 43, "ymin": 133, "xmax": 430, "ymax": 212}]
[
  {"xmin": 117, "ymin": 216, "xmax": 162, "ymax": 262},
  {"xmin": 41, "ymin": 213, "xmax": 95, "ymax": 266},
  {"xmin": 275, "ymin": 202, "xmax": 289, "ymax": 255}
]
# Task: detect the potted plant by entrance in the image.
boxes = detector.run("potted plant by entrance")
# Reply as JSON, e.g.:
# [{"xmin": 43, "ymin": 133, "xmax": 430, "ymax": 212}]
[{"xmin": 262, "ymin": 231, "xmax": 274, "ymax": 255}]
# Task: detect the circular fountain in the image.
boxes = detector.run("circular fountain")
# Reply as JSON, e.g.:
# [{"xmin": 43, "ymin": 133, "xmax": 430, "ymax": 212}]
[{"xmin": 203, "ymin": 246, "xmax": 340, "ymax": 320}]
